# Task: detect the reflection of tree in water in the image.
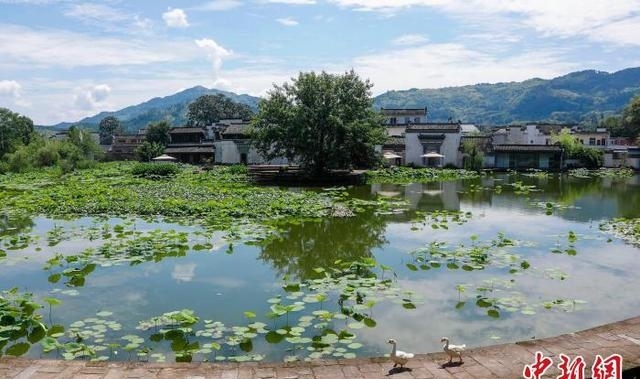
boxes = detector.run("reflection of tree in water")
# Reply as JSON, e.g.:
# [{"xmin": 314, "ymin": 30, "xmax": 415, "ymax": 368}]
[
  {"xmin": 0, "ymin": 211, "xmax": 34, "ymax": 237},
  {"xmin": 257, "ymin": 210, "xmax": 388, "ymax": 280},
  {"xmin": 613, "ymin": 179, "xmax": 640, "ymax": 219}
]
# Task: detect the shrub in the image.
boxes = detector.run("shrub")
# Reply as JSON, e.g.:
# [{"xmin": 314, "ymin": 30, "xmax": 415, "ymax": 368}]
[
  {"xmin": 75, "ymin": 159, "xmax": 98, "ymax": 170},
  {"xmin": 35, "ymin": 145, "xmax": 60, "ymax": 167},
  {"xmin": 227, "ymin": 164, "xmax": 248, "ymax": 175},
  {"xmin": 131, "ymin": 163, "xmax": 181, "ymax": 179},
  {"xmin": 58, "ymin": 159, "xmax": 75, "ymax": 175},
  {"xmin": 7, "ymin": 149, "xmax": 32, "ymax": 173}
]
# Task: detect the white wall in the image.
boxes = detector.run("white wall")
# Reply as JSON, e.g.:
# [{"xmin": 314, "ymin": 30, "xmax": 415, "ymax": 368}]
[
  {"xmin": 405, "ymin": 132, "xmax": 462, "ymax": 167},
  {"xmin": 214, "ymin": 140, "xmax": 288, "ymax": 165}
]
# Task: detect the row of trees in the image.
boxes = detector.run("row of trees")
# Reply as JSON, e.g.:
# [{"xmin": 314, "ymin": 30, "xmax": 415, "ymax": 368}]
[
  {"xmin": 3, "ymin": 73, "xmax": 639, "ymax": 175},
  {"xmin": 0, "ymin": 108, "xmax": 104, "ymax": 174},
  {"xmin": 100, "ymin": 75, "xmax": 386, "ymax": 173},
  {"xmin": 600, "ymin": 95, "xmax": 640, "ymax": 142}
]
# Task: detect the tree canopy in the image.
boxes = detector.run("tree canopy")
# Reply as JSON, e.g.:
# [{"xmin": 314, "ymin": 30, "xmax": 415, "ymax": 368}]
[
  {"xmin": 145, "ymin": 120, "xmax": 171, "ymax": 146},
  {"xmin": 601, "ymin": 95, "xmax": 640, "ymax": 142},
  {"xmin": 251, "ymin": 70, "xmax": 386, "ymax": 174},
  {"xmin": 98, "ymin": 116, "xmax": 123, "ymax": 145},
  {"xmin": 135, "ymin": 141, "xmax": 165, "ymax": 162},
  {"xmin": 621, "ymin": 95, "xmax": 640, "ymax": 141},
  {"xmin": 0, "ymin": 108, "xmax": 34, "ymax": 158},
  {"xmin": 186, "ymin": 94, "xmax": 253, "ymax": 127},
  {"xmin": 552, "ymin": 128, "xmax": 602, "ymax": 168}
]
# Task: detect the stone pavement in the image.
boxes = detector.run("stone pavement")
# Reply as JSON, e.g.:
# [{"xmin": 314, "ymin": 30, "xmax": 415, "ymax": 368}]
[{"xmin": 2, "ymin": 316, "xmax": 639, "ymax": 379}]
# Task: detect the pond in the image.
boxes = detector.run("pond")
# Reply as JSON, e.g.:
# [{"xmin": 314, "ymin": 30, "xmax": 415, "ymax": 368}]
[{"xmin": 1, "ymin": 172, "xmax": 640, "ymax": 363}]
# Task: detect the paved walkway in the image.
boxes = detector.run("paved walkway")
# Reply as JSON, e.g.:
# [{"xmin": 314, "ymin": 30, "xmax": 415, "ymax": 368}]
[{"xmin": 2, "ymin": 316, "xmax": 640, "ymax": 379}]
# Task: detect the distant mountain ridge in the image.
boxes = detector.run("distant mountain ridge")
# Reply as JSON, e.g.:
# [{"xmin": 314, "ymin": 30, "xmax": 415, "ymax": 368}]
[
  {"xmin": 49, "ymin": 86, "xmax": 260, "ymax": 132},
  {"xmin": 48, "ymin": 67, "xmax": 640, "ymax": 131},
  {"xmin": 373, "ymin": 67, "xmax": 640, "ymax": 126}
]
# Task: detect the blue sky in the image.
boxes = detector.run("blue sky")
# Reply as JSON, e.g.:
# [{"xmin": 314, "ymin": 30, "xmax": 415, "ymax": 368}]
[{"xmin": 1, "ymin": 0, "xmax": 639, "ymax": 125}]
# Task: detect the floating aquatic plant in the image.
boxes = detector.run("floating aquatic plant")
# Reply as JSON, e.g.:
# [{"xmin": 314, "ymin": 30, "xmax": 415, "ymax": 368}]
[
  {"xmin": 600, "ymin": 218, "xmax": 640, "ymax": 246},
  {"xmin": 0, "ymin": 288, "xmax": 47, "ymax": 357}
]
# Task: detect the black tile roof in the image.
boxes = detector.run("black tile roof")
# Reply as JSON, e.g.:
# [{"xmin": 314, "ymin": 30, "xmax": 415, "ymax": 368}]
[{"xmin": 493, "ymin": 144, "xmax": 562, "ymax": 152}]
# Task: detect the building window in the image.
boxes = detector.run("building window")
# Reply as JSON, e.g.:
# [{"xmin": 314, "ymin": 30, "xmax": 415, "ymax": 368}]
[
  {"xmin": 589, "ymin": 137, "xmax": 596, "ymax": 145},
  {"xmin": 404, "ymin": 117, "xmax": 411, "ymax": 124},
  {"xmin": 389, "ymin": 117, "xmax": 397, "ymax": 125},
  {"xmin": 601, "ymin": 138, "xmax": 606, "ymax": 146},
  {"xmin": 414, "ymin": 117, "xmax": 420, "ymax": 123}
]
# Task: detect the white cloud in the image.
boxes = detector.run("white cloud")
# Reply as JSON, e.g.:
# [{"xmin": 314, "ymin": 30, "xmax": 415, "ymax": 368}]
[
  {"xmin": 263, "ymin": 0, "xmax": 316, "ymax": 4},
  {"xmin": 0, "ymin": 24, "xmax": 200, "ymax": 68},
  {"xmin": 329, "ymin": 0, "xmax": 640, "ymax": 45},
  {"xmin": 392, "ymin": 33, "xmax": 429, "ymax": 46},
  {"xmin": 0, "ymin": 0, "xmax": 65, "ymax": 3},
  {"xmin": 193, "ymin": 0, "xmax": 242, "ymax": 11},
  {"xmin": 352, "ymin": 43, "xmax": 577, "ymax": 94},
  {"xmin": 172, "ymin": 263, "xmax": 196, "ymax": 283},
  {"xmin": 64, "ymin": 3, "xmax": 153, "ymax": 34},
  {"xmin": 586, "ymin": 15, "xmax": 640, "ymax": 46},
  {"xmin": 277, "ymin": 17, "xmax": 299, "ymax": 26},
  {"xmin": 163, "ymin": 8, "xmax": 190, "ymax": 28},
  {"xmin": 0, "ymin": 80, "xmax": 30, "ymax": 107},
  {"xmin": 0, "ymin": 80, "xmax": 21, "ymax": 98},
  {"xmin": 195, "ymin": 38, "xmax": 232, "ymax": 85},
  {"xmin": 73, "ymin": 84, "xmax": 111, "ymax": 110},
  {"xmin": 65, "ymin": 3, "xmax": 128, "ymax": 22}
]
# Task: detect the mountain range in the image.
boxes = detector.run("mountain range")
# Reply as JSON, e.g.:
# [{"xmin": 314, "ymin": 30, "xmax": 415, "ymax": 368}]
[{"xmin": 48, "ymin": 67, "xmax": 640, "ymax": 131}]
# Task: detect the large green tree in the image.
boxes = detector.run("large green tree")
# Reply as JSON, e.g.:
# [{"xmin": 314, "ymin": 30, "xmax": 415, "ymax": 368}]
[
  {"xmin": 552, "ymin": 128, "xmax": 602, "ymax": 168},
  {"xmin": 621, "ymin": 95, "xmax": 640, "ymax": 141},
  {"xmin": 0, "ymin": 108, "xmax": 34, "ymax": 158},
  {"xmin": 251, "ymin": 70, "xmax": 386, "ymax": 174},
  {"xmin": 603, "ymin": 95, "xmax": 640, "ymax": 141},
  {"xmin": 135, "ymin": 141, "xmax": 165, "ymax": 162},
  {"xmin": 98, "ymin": 116, "xmax": 123, "ymax": 145},
  {"xmin": 66, "ymin": 125, "xmax": 104, "ymax": 161},
  {"xmin": 145, "ymin": 120, "xmax": 171, "ymax": 146},
  {"xmin": 186, "ymin": 94, "xmax": 253, "ymax": 127}
]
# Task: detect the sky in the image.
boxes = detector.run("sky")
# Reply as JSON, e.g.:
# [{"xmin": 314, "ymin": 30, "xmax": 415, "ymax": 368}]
[{"xmin": 1, "ymin": 0, "xmax": 640, "ymax": 126}]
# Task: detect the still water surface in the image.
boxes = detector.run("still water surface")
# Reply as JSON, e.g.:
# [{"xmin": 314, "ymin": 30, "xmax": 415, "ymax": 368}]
[{"xmin": 1, "ymin": 173, "xmax": 639, "ymax": 362}]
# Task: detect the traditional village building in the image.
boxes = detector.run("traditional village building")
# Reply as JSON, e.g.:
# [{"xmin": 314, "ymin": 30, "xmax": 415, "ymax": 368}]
[
  {"xmin": 490, "ymin": 144, "xmax": 563, "ymax": 170},
  {"xmin": 109, "ymin": 132, "xmax": 146, "ymax": 160},
  {"xmin": 573, "ymin": 128, "xmax": 609, "ymax": 148},
  {"xmin": 380, "ymin": 108, "xmax": 428, "ymax": 126},
  {"xmin": 404, "ymin": 123, "xmax": 462, "ymax": 167},
  {"xmin": 164, "ymin": 127, "xmax": 215, "ymax": 164},
  {"xmin": 381, "ymin": 136, "xmax": 405, "ymax": 166},
  {"xmin": 213, "ymin": 121, "xmax": 289, "ymax": 165},
  {"xmin": 459, "ymin": 135, "xmax": 492, "ymax": 168}
]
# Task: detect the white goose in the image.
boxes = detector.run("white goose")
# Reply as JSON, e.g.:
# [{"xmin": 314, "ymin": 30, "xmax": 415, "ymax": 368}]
[
  {"xmin": 441, "ymin": 337, "xmax": 465, "ymax": 363},
  {"xmin": 387, "ymin": 338, "xmax": 414, "ymax": 368}
]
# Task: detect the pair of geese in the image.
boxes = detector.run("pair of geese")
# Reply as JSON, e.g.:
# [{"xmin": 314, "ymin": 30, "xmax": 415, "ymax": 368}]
[{"xmin": 387, "ymin": 337, "xmax": 465, "ymax": 368}]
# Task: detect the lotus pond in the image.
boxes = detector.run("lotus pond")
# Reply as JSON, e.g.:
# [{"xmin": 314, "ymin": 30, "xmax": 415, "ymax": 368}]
[{"xmin": 1, "ymin": 164, "xmax": 640, "ymax": 363}]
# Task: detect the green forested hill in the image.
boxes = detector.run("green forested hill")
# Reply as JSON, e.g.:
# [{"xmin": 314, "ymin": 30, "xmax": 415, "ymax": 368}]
[
  {"xmin": 50, "ymin": 86, "xmax": 260, "ymax": 132},
  {"xmin": 48, "ymin": 67, "xmax": 640, "ymax": 131},
  {"xmin": 373, "ymin": 67, "xmax": 640, "ymax": 125}
]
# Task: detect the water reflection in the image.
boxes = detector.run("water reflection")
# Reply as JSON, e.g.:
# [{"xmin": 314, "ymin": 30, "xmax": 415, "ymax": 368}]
[
  {"xmin": 256, "ymin": 209, "xmax": 387, "ymax": 280},
  {"xmin": 1, "ymin": 173, "xmax": 640, "ymax": 362},
  {"xmin": 0, "ymin": 211, "xmax": 34, "ymax": 237},
  {"xmin": 369, "ymin": 173, "xmax": 640, "ymax": 221}
]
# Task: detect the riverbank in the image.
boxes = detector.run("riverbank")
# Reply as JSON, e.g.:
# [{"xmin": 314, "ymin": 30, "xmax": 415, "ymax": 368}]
[{"xmin": 2, "ymin": 316, "xmax": 639, "ymax": 378}]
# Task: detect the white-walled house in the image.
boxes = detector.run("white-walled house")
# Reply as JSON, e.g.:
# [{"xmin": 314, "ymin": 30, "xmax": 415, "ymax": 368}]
[
  {"xmin": 213, "ymin": 122, "xmax": 288, "ymax": 165},
  {"xmin": 404, "ymin": 123, "xmax": 462, "ymax": 167},
  {"xmin": 380, "ymin": 108, "xmax": 428, "ymax": 126}
]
